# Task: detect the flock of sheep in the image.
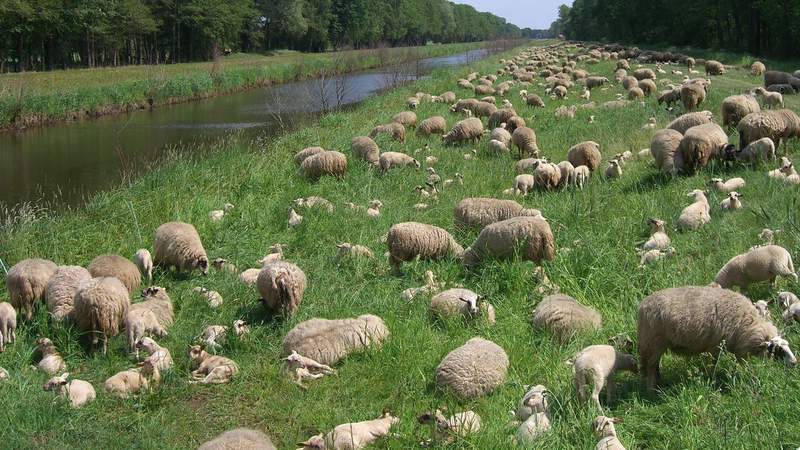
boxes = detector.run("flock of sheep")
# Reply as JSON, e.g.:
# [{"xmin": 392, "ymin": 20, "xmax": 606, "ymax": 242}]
[{"xmin": 2, "ymin": 41, "xmax": 800, "ymax": 449}]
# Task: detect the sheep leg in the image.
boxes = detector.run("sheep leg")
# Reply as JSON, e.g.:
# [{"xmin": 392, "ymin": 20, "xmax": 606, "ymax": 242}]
[
  {"xmin": 591, "ymin": 376, "xmax": 604, "ymax": 411},
  {"xmin": 102, "ymin": 335, "xmax": 108, "ymax": 356}
]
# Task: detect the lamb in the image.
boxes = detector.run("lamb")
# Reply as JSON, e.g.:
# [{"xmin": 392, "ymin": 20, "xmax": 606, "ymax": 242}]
[
  {"xmin": 736, "ymin": 137, "xmax": 776, "ymax": 164},
  {"xmin": 574, "ymin": 165, "xmax": 590, "ymax": 189},
  {"xmin": 642, "ymin": 218, "xmax": 671, "ymax": 250},
  {"xmin": 674, "ymin": 122, "xmax": 731, "ymax": 174},
  {"xmin": 593, "ymin": 416, "xmax": 626, "ymax": 450},
  {"xmin": 680, "ymin": 82, "xmax": 707, "ymax": 111},
  {"xmin": 443, "ymin": 117, "xmax": 484, "ymax": 145},
  {"xmin": 43, "ymin": 373, "xmax": 96, "ymax": 408},
  {"xmin": 714, "ymin": 245, "xmax": 797, "ymax": 290},
  {"xmin": 737, "ymin": 109, "xmax": 800, "ymax": 149},
  {"xmin": 532, "ymin": 294, "xmax": 602, "ymax": 340},
  {"xmin": 677, "ymin": 190, "xmax": 711, "ymax": 231},
  {"xmin": 0, "ymin": 303, "xmax": 16, "ymax": 352},
  {"xmin": 666, "ymin": 110, "xmax": 713, "ymax": 134},
  {"xmin": 428, "ymin": 288, "xmax": 496, "ymax": 324},
  {"xmin": 392, "ymin": 111, "xmax": 417, "ymax": 128},
  {"xmin": 73, "ymin": 276, "xmax": 130, "ymax": 355},
  {"xmin": 511, "ymin": 127, "xmax": 539, "ymax": 158},
  {"xmin": 638, "ymin": 286, "xmax": 796, "ymax": 391},
  {"xmin": 132, "ymin": 249, "xmax": 153, "ymax": 282},
  {"xmin": 571, "ymin": 345, "xmax": 637, "ymax": 410},
  {"xmin": 531, "ymin": 161, "xmax": 562, "ymax": 190},
  {"xmin": 751, "ymin": 61, "xmax": 766, "ymax": 76},
  {"xmin": 335, "ymin": 243, "xmax": 374, "ymax": 261},
  {"xmin": 778, "ymin": 291, "xmax": 799, "ymax": 309},
  {"xmin": 418, "ymin": 409, "xmax": 481, "ymax": 445},
  {"xmin": 487, "ymin": 139, "xmax": 509, "ymax": 154},
  {"xmin": 453, "ymin": 197, "xmax": 541, "ymax": 229},
  {"xmin": 200, "ymin": 320, "xmax": 249, "ymax": 348},
  {"xmin": 753, "ymin": 87, "xmax": 784, "ymax": 109},
  {"xmin": 417, "ymin": 116, "xmax": 447, "ymax": 136},
  {"xmin": 784, "ymin": 301, "xmax": 800, "ymax": 325},
  {"xmin": 295, "ymin": 196, "xmax": 335, "ymax": 213},
  {"xmin": 294, "ymin": 147, "xmax": 326, "ymax": 166},
  {"xmin": 87, "ymin": 254, "xmax": 141, "ymax": 294},
  {"xmin": 36, "ymin": 338, "xmax": 66, "ymax": 375},
  {"xmin": 638, "ymin": 247, "xmax": 676, "ymax": 268},
  {"xmin": 125, "ymin": 286, "xmax": 173, "ymax": 352},
  {"xmin": 6, "ymin": 258, "xmax": 57, "ymax": 320},
  {"xmin": 350, "ymin": 136, "xmax": 380, "ymax": 165},
  {"xmin": 782, "ymin": 162, "xmax": 800, "ymax": 185},
  {"xmin": 721, "ymin": 95, "xmax": 760, "ymax": 128},
  {"xmin": 369, "ymin": 122, "xmax": 405, "ymax": 142},
  {"xmin": 435, "ymin": 337, "xmax": 508, "ymax": 399},
  {"xmin": 284, "ymin": 350, "xmax": 336, "ymax": 388},
  {"xmin": 299, "ymin": 150, "xmax": 348, "ymax": 180},
  {"xmin": 366, "ymin": 200, "xmax": 382, "ymax": 217},
  {"xmin": 555, "ymin": 105, "xmax": 577, "ymax": 119},
  {"xmin": 193, "ymin": 287, "xmax": 223, "ymax": 308},
  {"xmin": 513, "ymin": 385, "xmax": 551, "ymax": 445},
  {"xmin": 208, "ymin": 203, "xmax": 234, "ymax": 222},
  {"xmin": 386, "ymin": 222, "xmax": 464, "ymax": 272},
  {"xmin": 462, "ymin": 216, "xmax": 555, "ymax": 268},
  {"xmin": 188, "ymin": 345, "xmax": 239, "ymax": 384},
  {"xmin": 378, "ymin": 151, "xmax": 420, "ymax": 175},
  {"xmin": 257, "ymin": 261, "xmax": 307, "ymax": 317},
  {"xmin": 604, "ymin": 159, "xmax": 622, "ymax": 179},
  {"xmin": 707, "ymin": 177, "xmax": 746, "ymax": 194},
  {"xmin": 153, "ymin": 221, "xmax": 209, "ymax": 276},
  {"xmin": 199, "ymin": 429, "xmax": 276, "ymax": 450},
  {"xmin": 568, "ymin": 141, "xmax": 602, "ymax": 171},
  {"xmin": 0, "ymin": 367, "xmax": 7, "ymax": 381},
  {"xmin": 135, "ymin": 336, "xmax": 173, "ymax": 371},
  {"xmin": 282, "ymin": 314, "xmax": 389, "ymax": 366},
  {"xmin": 104, "ymin": 360, "xmax": 160, "ymax": 397},
  {"xmin": 515, "ymin": 157, "xmax": 548, "ymax": 174},
  {"xmin": 298, "ymin": 413, "xmax": 399, "ymax": 450}
]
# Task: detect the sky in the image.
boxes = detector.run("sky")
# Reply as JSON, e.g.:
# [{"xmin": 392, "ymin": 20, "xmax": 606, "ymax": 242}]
[{"xmin": 454, "ymin": 0, "xmax": 567, "ymax": 29}]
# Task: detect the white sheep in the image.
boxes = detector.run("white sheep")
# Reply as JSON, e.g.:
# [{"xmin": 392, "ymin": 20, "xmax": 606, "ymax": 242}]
[
  {"xmin": 0, "ymin": 302, "xmax": 16, "ymax": 352},
  {"xmin": 284, "ymin": 350, "xmax": 336, "ymax": 389},
  {"xmin": 153, "ymin": 222, "xmax": 209, "ymax": 275},
  {"xmin": 6, "ymin": 258, "xmax": 57, "ymax": 320},
  {"xmin": 288, "ymin": 208, "xmax": 304, "ymax": 228},
  {"xmin": 715, "ymin": 245, "xmax": 797, "ymax": 290},
  {"xmin": 366, "ymin": 200, "xmax": 382, "ymax": 217},
  {"xmin": 188, "ymin": 345, "xmax": 239, "ymax": 384},
  {"xmin": 753, "ymin": 300, "xmax": 771, "ymax": 320},
  {"xmin": 0, "ymin": 367, "xmax": 8, "ymax": 382},
  {"xmin": 135, "ymin": 337, "xmax": 173, "ymax": 371},
  {"xmin": 571, "ymin": 344, "xmax": 637, "ymax": 410},
  {"xmin": 708, "ymin": 177, "xmax": 745, "ymax": 192},
  {"xmin": 125, "ymin": 286, "xmax": 173, "ymax": 352},
  {"xmin": 104, "ymin": 360, "xmax": 160, "ymax": 398},
  {"xmin": 435, "ymin": 337, "xmax": 508, "ymax": 399},
  {"xmin": 778, "ymin": 291, "xmax": 799, "ymax": 309},
  {"xmin": 574, "ymin": 165, "xmax": 590, "ymax": 189},
  {"xmin": 642, "ymin": 218, "xmax": 671, "ymax": 250},
  {"xmin": 36, "ymin": 338, "xmax": 66, "ymax": 375},
  {"xmin": 335, "ymin": 243, "xmax": 374, "ymax": 261},
  {"xmin": 720, "ymin": 191, "xmax": 743, "ymax": 210},
  {"xmin": 133, "ymin": 249, "xmax": 153, "ymax": 282},
  {"xmin": 200, "ymin": 320, "xmax": 249, "ymax": 348},
  {"xmin": 298, "ymin": 413, "xmax": 399, "ymax": 450},
  {"xmin": 400, "ymin": 270, "xmax": 440, "ymax": 301},
  {"xmin": 593, "ymin": 416, "xmax": 626, "ymax": 450},
  {"xmin": 428, "ymin": 288, "xmax": 495, "ymax": 324},
  {"xmin": 198, "ymin": 429, "xmax": 276, "ymax": 450},
  {"xmin": 783, "ymin": 301, "xmax": 800, "ymax": 325},
  {"xmin": 258, "ymin": 243, "xmax": 287, "ymax": 266},
  {"xmin": 193, "ymin": 287, "xmax": 223, "ymax": 308},
  {"xmin": 418, "ymin": 409, "xmax": 481, "ymax": 445},
  {"xmin": 43, "ymin": 373, "xmax": 96, "ymax": 408},
  {"xmin": 677, "ymin": 190, "xmax": 710, "ymax": 231},
  {"xmin": 513, "ymin": 385, "xmax": 552, "ymax": 445},
  {"xmin": 638, "ymin": 247, "xmax": 676, "ymax": 268},
  {"xmin": 604, "ymin": 159, "xmax": 622, "ymax": 179}
]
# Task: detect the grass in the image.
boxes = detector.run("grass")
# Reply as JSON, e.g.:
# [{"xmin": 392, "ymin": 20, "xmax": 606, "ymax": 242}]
[
  {"xmin": 0, "ymin": 42, "xmax": 498, "ymax": 130},
  {"xmin": 1, "ymin": 41, "xmax": 800, "ymax": 449}
]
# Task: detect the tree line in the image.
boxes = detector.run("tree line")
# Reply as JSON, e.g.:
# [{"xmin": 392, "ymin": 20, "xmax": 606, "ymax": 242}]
[
  {"xmin": 550, "ymin": 0, "xmax": 800, "ymax": 59},
  {"xmin": 0, "ymin": 0, "xmax": 547, "ymax": 72}
]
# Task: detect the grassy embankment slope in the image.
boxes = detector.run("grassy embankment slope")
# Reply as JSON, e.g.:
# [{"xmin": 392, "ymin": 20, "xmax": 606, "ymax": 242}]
[
  {"xmin": 0, "ymin": 41, "xmax": 490, "ymax": 130},
  {"xmin": 1, "ymin": 41, "xmax": 800, "ymax": 449}
]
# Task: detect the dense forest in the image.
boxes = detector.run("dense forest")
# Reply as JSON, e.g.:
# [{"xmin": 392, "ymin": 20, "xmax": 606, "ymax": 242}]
[
  {"xmin": 0, "ymin": 0, "xmax": 546, "ymax": 72},
  {"xmin": 550, "ymin": 0, "xmax": 800, "ymax": 58}
]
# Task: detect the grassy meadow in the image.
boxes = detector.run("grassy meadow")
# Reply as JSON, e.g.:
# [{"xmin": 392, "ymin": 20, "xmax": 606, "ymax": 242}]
[
  {"xmin": 2, "ymin": 41, "xmax": 800, "ymax": 449},
  {"xmin": 0, "ymin": 41, "xmax": 491, "ymax": 130}
]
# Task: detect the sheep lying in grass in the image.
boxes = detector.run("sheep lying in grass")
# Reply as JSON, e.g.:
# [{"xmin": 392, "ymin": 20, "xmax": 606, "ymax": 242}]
[
  {"xmin": 0, "ymin": 367, "xmax": 7, "ymax": 382},
  {"xmin": 570, "ymin": 345, "xmax": 637, "ymax": 410},
  {"xmin": 0, "ymin": 302, "xmax": 16, "ymax": 352},
  {"xmin": 36, "ymin": 338, "xmax": 66, "ymax": 375},
  {"xmin": 429, "ymin": 288, "xmax": 495, "ymax": 324},
  {"xmin": 188, "ymin": 345, "xmax": 239, "ymax": 384},
  {"xmin": 135, "ymin": 337, "xmax": 173, "ymax": 371},
  {"xmin": 193, "ymin": 287, "xmax": 223, "ymax": 308},
  {"xmin": 6, "ymin": 258, "xmax": 57, "ymax": 321},
  {"xmin": 418, "ymin": 409, "xmax": 481, "ymax": 445},
  {"xmin": 638, "ymin": 247, "xmax": 676, "ymax": 268},
  {"xmin": 282, "ymin": 314, "xmax": 389, "ymax": 366},
  {"xmin": 335, "ymin": 243, "xmax": 374, "ymax": 261},
  {"xmin": 714, "ymin": 245, "xmax": 797, "ymax": 290},
  {"xmin": 677, "ymin": 190, "xmax": 710, "ymax": 231},
  {"xmin": 513, "ymin": 385, "xmax": 552, "ymax": 444},
  {"xmin": 435, "ymin": 337, "xmax": 508, "ymax": 399},
  {"xmin": 298, "ymin": 413, "xmax": 399, "ymax": 450},
  {"xmin": 708, "ymin": 177, "xmax": 746, "ymax": 192},
  {"xmin": 105, "ymin": 360, "xmax": 160, "ymax": 397},
  {"xmin": 753, "ymin": 300, "xmax": 771, "ymax": 320},
  {"xmin": 778, "ymin": 291, "xmax": 799, "ymax": 309},
  {"xmin": 638, "ymin": 286, "xmax": 797, "ymax": 392},
  {"xmin": 43, "ymin": 373, "xmax": 96, "ymax": 408},
  {"xmin": 400, "ymin": 270, "xmax": 440, "ymax": 301},
  {"xmin": 720, "ymin": 191, "xmax": 743, "ymax": 211},
  {"xmin": 200, "ymin": 320, "xmax": 249, "ymax": 348},
  {"xmin": 641, "ymin": 218, "xmax": 671, "ymax": 251},
  {"xmin": 198, "ymin": 429, "xmax": 276, "ymax": 450},
  {"xmin": 284, "ymin": 350, "xmax": 336, "ymax": 389},
  {"xmin": 532, "ymin": 294, "xmax": 601, "ymax": 340},
  {"xmin": 593, "ymin": 416, "xmax": 626, "ymax": 450}
]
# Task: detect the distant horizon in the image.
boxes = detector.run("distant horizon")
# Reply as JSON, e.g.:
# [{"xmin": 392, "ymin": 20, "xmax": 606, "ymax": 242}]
[{"xmin": 453, "ymin": 0, "xmax": 567, "ymax": 30}]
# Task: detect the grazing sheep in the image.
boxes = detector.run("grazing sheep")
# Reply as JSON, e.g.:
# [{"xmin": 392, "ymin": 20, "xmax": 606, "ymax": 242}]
[
  {"xmin": 658, "ymin": 88, "xmax": 682, "ymax": 107},
  {"xmin": 378, "ymin": 151, "xmax": 419, "ymax": 175},
  {"xmin": 638, "ymin": 79, "xmax": 657, "ymax": 96},
  {"xmin": 87, "ymin": 254, "xmax": 141, "ymax": 295},
  {"xmin": 392, "ymin": 111, "xmax": 417, "ymax": 129},
  {"xmin": 511, "ymin": 127, "xmax": 539, "ymax": 158},
  {"xmin": 188, "ymin": 345, "xmax": 239, "ymax": 384},
  {"xmin": 43, "ymin": 265, "xmax": 91, "ymax": 322},
  {"xmin": 0, "ymin": 303, "xmax": 16, "ymax": 352},
  {"xmin": 621, "ymin": 76, "xmax": 638, "ymax": 90},
  {"xmin": 105, "ymin": 360, "xmax": 160, "ymax": 397},
  {"xmin": 299, "ymin": 150, "xmax": 348, "ymax": 180},
  {"xmin": 532, "ymin": 294, "xmax": 602, "ymax": 340},
  {"xmin": 553, "ymin": 85, "xmax": 567, "ymax": 99},
  {"xmin": 350, "ymin": 136, "xmax": 380, "ymax": 166},
  {"xmin": 488, "ymin": 139, "xmax": 510, "ymax": 154},
  {"xmin": 135, "ymin": 337, "xmax": 173, "ymax": 371},
  {"xmin": 753, "ymin": 87, "xmax": 783, "ymax": 109},
  {"xmin": 133, "ymin": 249, "xmax": 153, "ymax": 282},
  {"xmin": 677, "ymin": 190, "xmax": 711, "ymax": 231},
  {"xmin": 473, "ymin": 101, "xmax": 498, "ymax": 119},
  {"xmin": 751, "ymin": 61, "xmax": 766, "ymax": 76},
  {"xmin": 454, "ymin": 197, "xmax": 541, "ymax": 229},
  {"xmin": 585, "ymin": 76, "xmax": 609, "ymax": 90},
  {"xmin": 571, "ymin": 344, "xmax": 637, "ymax": 410},
  {"xmin": 705, "ymin": 60, "xmax": 725, "ymax": 75},
  {"xmin": 298, "ymin": 413, "xmax": 399, "ymax": 450},
  {"xmin": 73, "ymin": 277, "xmax": 130, "ymax": 355},
  {"xmin": 674, "ymin": 122, "xmax": 731, "ymax": 174},
  {"xmin": 443, "ymin": 117, "xmax": 484, "ymax": 145},
  {"xmin": 721, "ymin": 95, "xmax": 761, "ymax": 128},
  {"xmin": 574, "ymin": 165, "xmax": 590, "ymax": 189},
  {"xmin": 43, "ymin": 373, "xmax": 96, "ymax": 408},
  {"xmin": 153, "ymin": 221, "xmax": 209, "ymax": 276},
  {"xmin": 604, "ymin": 159, "xmax": 622, "ymax": 179},
  {"xmin": 6, "ymin": 258, "xmax": 57, "ymax": 320},
  {"xmin": 531, "ymin": 161, "xmax": 562, "ymax": 190},
  {"xmin": 737, "ymin": 109, "xmax": 800, "ymax": 149},
  {"xmin": 627, "ymin": 87, "xmax": 644, "ymax": 100},
  {"xmin": 406, "ymin": 97, "xmax": 420, "ymax": 109},
  {"xmin": 125, "ymin": 286, "xmax": 173, "ymax": 352},
  {"xmin": 369, "ymin": 122, "xmax": 405, "ymax": 143},
  {"xmin": 642, "ymin": 218, "xmax": 671, "ymax": 250},
  {"xmin": 386, "ymin": 222, "xmax": 464, "ymax": 271},
  {"xmin": 295, "ymin": 147, "xmax": 326, "ymax": 166},
  {"xmin": 451, "ymin": 98, "xmax": 479, "ymax": 114},
  {"xmin": 417, "ymin": 116, "xmax": 447, "ymax": 136},
  {"xmin": 568, "ymin": 141, "xmax": 602, "ymax": 171},
  {"xmin": 257, "ymin": 261, "xmax": 306, "ymax": 317},
  {"xmin": 462, "ymin": 216, "xmax": 555, "ymax": 268},
  {"xmin": 526, "ymin": 94, "xmax": 546, "ymax": 108},
  {"xmin": 418, "ymin": 409, "xmax": 481, "ymax": 445},
  {"xmin": 666, "ymin": 110, "xmax": 714, "ymax": 134},
  {"xmin": 438, "ymin": 91, "xmax": 456, "ymax": 103},
  {"xmin": 594, "ymin": 416, "xmax": 626, "ymax": 450},
  {"xmin": 555, "ymin": 105, "xmax": 577, "ymax": 119},
  {"xmin": 490, "ymin": 125, "xmax": 512, "ymax": 146},
  {"xmin": 435, "ymin": 337, "xmax": 508, "ymax": 399},
  {"xmin": 198, "ymin": 429, "xmax": 276, "ymax": 450},
  {"xmin": 709, "ymin": 177, "xmax": 746, "ymax": 192},
  {"xmin": 714, "ymin": 245, "xmax": 797, "ymax": 290},
  {"xmin": 764, "ymin": 70, "xmax": 800, "ymax": 91},
  {"xmin": 736, "ymin": 137, "xmax": 776, "ymax": 164},
  {"xmin": 36, "ymin": 338, "xmax": 66, "ymax": 375},
  {"xmin": 515, "ymin": 157, "xmax": 548, "ymax": 174},
  {"xmin": 429, "ymin": 288, "xmax": 495, "ymax": 324},
  {"xmin": 634, "ymin": 68, "xmax": 656, "ymax": 80},
  {"xmin": 680, "ymin": 82, "xmax": 707, "ymax": 111},
  {"xmin": 638, "ymin": 286, "xmax": 796, "ymax": 391},
  {"xmin": 282, "ymin": 314, "xmax": 389, "ymax": 366}
]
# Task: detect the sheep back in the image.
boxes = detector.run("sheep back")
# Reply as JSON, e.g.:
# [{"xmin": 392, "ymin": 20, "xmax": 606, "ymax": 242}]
[
  {"xmin": 667, "ymin": 111, "xmax": 714, "ymax": 134},
  {"xmin": 532, "ymin": 294, "xmax": 602, "ymax": 340},
  {"xmin": 705, "ymin": 60, "xmax": 725, "ymax": 75},
  {"xmin": 737, "ymin": 109, "xmax": 800, "ymax": 148},
  {"xmin": 257, "ymin": 261, "xmax": 307, "ymax": 317},
  {"xmin": 153, "ymin": 222, "xmax": 208, "ymax": 275},
  {"xmin": 488, "ymin": 108, "xmax": 517, "ymax": 129},
  {"xmin": 387, "ymin": 222, "xmax": 464, "ymax": 268},
  {"xmin": 299, "ymin": 150, "xmax": 348, "ymax": 180},
  {"xmin": 87, "ymin": 254, "xmax": 141, "ymax": 294},
  {"xmin": 392, "ymin": 111, "xmax": 417, "ymax": 128},
  {"xmin": 676, "ymin": 122, "xmax": 729, "ymax": 173},
  {"xmin": 294, "ymin": 147, "xmax": 325, "ymax": 166},
  {"xmin": 511, "ymin": 127, "xmax": 539, "ymax": 157},
  {"xmin": 650, "ymin": 129, "xmax": 683, "ymax": 172},
  {"xmin": 435, "ymin": 337, "xmax": 508, "ymax": 399},
  {"xmin": 463, "ymin": 216, "xmax": 555, "ymax": 268},
  {"xmin": 417, "ymin": 116, "xmax": 447, "ymax": 136},
  {"xmin": 567, "ymin": 141, "xmax": 602, "ymax": 171},
  {"xmin": 721, "ymin": 95, "xmax": 760, "ymax": 128},
  {"xmin": 282, "ymin": 314, "xmax": 389, "ymax": 366},
  {"xmin": 350, "ymin": 136, "xmax": 380, "ymax": 165},
  {"xmin": 6, "ymin": 258, "xmax": 57, "ymax": 320},
  {"xmin": 73, "ymin": 277, "xmax": 131, "ymax": 339},
  {"xmin": 680, "ymin": 83, "xmax": 706, "ymax": 111},
  {"xmin": 198, "ymin": 429, "xmax": 276, "ymax": 450},
  {"xmin": 45, "ymin": 265, "xmax": 92, "ymax": 322},
  {"xmin": 454, "ymin": 198, "xmax": 540, "ymax": 229}
]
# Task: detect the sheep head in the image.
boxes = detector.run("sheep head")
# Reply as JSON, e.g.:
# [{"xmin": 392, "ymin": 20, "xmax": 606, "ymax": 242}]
[
  {"xmin": 233, "ymin": 320, "xmax": 249, "ymax": 336},
  {"xmin": 777, "ymin": 292, "xmax": 799, "ymax": 309},
  {"xmin": 765, "ymin": 336, "xmax": 797, "ymax": 367},
  {"xmin": 593, "ymin": 416, "xmax": 622, "ymax": 439},
  {"xmin": 43, "ymin": 373, "xmax": 69, "ymax": 391},
  {"xmin": 297, "ymin": 434, "xmax": 326, "ymax": 450}
]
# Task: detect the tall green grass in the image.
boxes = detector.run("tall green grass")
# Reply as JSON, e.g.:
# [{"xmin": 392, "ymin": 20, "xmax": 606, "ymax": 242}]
[{"xmin": 1, "ymin": 42, "xmax": 799, "ymax": 449}]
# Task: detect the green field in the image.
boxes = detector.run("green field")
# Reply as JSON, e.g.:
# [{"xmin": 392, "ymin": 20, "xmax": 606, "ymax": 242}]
[
  {"xmin": 0, "ymin": 42, "xmax": 490, "ymax": 130},
  {"xmin": 1, "ymin": 42, "xmax": 800, "ymax": 449}
]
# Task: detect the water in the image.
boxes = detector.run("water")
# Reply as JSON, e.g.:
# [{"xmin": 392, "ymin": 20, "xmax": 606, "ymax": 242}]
[{"xmin": 0, "ymin": 48, "xmax": 489, "ymax": 211}]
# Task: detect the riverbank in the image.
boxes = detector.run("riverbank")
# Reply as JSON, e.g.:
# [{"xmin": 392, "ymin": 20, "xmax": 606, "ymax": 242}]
[
  {"xmin": 0, "ymin": 41, "xmax": 517, "ymax": 131},
  {"xmin": 2, "ymin": 41, "xmax": 800, "ymax": 449}
]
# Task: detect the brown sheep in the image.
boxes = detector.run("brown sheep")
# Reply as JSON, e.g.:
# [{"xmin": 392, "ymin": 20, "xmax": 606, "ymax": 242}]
[
  {"xmin": 442, "ymin": 118, "xmax": 484, "ymax": 145},
  {"xmin": 462, "ymin": 216, "xmax": 555, "ymax": 268},
  {"xmin": 680, "ymin": 82, "xmax": 707, "ymax": 111},
  {"xmin": 721, "ymin": 95, "xmax": 760, "ymax": 128},
  {"xmin": 511, "ymin": 127, "xmax": 539, "ymax": 158},
  {"xmin": 417, "ymin": 116, "xmax": 447, "ymax": 136},
  {"xmin": 298, "ymin": 150, "xmax": 348, "ymax": 180},
  {"xmin": 257, "ymin": 261, "xmax": 307, "ymax": 317},
  {"xmin": 567, "ymin": 141, "xmax": 602, "ymax": 171},
  {"xmin": 738, "ymin": 109, "xmax": 800, "ymax": 149},
  {"xmin": 387, "ymin": 222, "xmax": 464, "ymax": 272},
  {"xmin": 675, "ymin": 122, "xmax": 732, "ymax": 174},
  {"xmin": 369, "ymin": 122, "xmax": 405, "ymax": 143},
  {"xmin": 87, "ymin": 254, "xmax": 141, "ymax": 295},
  {"xmin": 350, "ymin": 136, "xmax": 380, "ymax": 165},
  {"xmin": 6, "ymin": 258, "xmax": 57, "ymax": 320}
]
